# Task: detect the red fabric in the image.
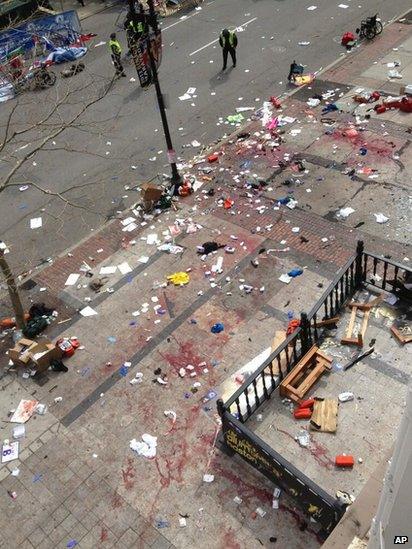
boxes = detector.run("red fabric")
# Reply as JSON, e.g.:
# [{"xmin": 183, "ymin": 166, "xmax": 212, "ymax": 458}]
[
  {"xmin": 376, "ymin": 97, "xmax": 412, "ymax": 114},
  {"xmin": 286, "ymin": 319, "xmax": 300, "ymax": 336},
  {"xmin": 269, "ymin": 96, "xmax": 282, "ymax": 108},
  {"xmin": 341, "ymin": 32, "xmax": 355, "ymax": 46}
]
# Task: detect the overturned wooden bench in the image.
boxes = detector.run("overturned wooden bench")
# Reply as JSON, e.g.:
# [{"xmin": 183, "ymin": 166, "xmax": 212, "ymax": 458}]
[{"xmin": 279, "ymin": 345, "xmax": 332, "ymax": 403}]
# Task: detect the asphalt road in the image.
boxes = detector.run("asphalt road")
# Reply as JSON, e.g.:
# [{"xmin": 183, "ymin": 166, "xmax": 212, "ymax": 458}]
[{"xmin": 0, "ymin": 0, "xmax": 410, "ymax": 276}]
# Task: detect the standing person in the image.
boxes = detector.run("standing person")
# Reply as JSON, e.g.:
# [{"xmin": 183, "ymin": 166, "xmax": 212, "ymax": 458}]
[
  {"xmin": 109, "ymin": 33, "xmax": 126, "ymax": 77},
  {"xmin": 219, "ymin": 28, "xmax": 237, "ymax": 71},
  {"xmin": 77, "ymin": 0, "xmax": 85, "ymax": 6}
]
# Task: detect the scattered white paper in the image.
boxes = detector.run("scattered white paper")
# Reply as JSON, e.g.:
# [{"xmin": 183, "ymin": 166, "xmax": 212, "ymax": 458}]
[
  {"xmin": 203, "ymin": 474, "xmax": 215, "ymax": 483},
  {"xmin": 10, "ymin": 399, "xmax": 38, "ymax": 423},
  {"xmin": 30, "ymin": 217, "xmax": 42, "ymax": 229},
  {"xmin": 130, "ymin": 433, "xmax": 157, "ymax": 458},
  {"xmin": 147, "ymin": 233, "xmax": 159, "ymax": 245},
  {"xmin": 121, "ymin": 217, "xmax": 136, "ymax": 226},
  {"xmin": 374, "ymin": 213, "xmax": 389, "ymax": 223},
  {"xmin": 80, "ymin": 306, "xmax": 98, "ymax": 317},
  {"xmin": 1, "ymin": 442, "xmax": 19, "ymax": 463},
  {"xmin": 338, "ymin": 3, "xmax": 349, "ymax": 8},
  {"xmin": 100, "ymin": 266, "xmax": 117, "ymax": 275},
  {"xmin": 338, "ymin": 207, "xmax": 355, "ymax": 218},
  {"xmin": 138, "ymin": 256, "xmax": 150, "ymax": 264},
  {"xmin": 307, "ymin": 5, "xmax": 317, "ymax": 10},
  {"xmin": 179, "ymin": 93, "xmax": 192, "ymax": 101},
  {"xmin": 65, "ymin": 273, "xmax": 80, "ymax": 286},
  {"xmin": 123, "ymin": 222, "xmax": 138, "ymax": 232},
  {"xmin": 118, "ymin": 262, "xmax": 133, "ymax": 275},
  {"xmin": 279, "ymin": 274, "xmax": 292, "ymax": 284}
]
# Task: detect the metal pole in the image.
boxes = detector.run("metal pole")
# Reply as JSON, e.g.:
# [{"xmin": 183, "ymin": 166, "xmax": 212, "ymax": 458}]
[{"xmin": 129, "ymin": 0, "xmax": 181, "ymax": 187}]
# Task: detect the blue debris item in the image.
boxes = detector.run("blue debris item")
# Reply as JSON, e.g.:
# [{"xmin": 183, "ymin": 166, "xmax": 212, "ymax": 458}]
[
  {"xmin": 287, "ymin": 311, "xmax": 294, "ymax": 320},
  {"xmin": 66, "ymin": 541, "xmax": 78, "ymax": 549},
  {"xmin": 277, "ymin": 197, "xmax": 291, "ymax": 205},
  {"xmin": 211, "ymin": 322, "xmax": 224, "ymax": 334},
  {"xmin": 107, "ymin": 336, "xmax": 117, "ymax": 344},
  {"xmin": 288, "ymin": 268, "xmax": 303, "ymax": 278},
  {"xmin": 211, "ymin": 359, "xmax": 220, "ymax": 367},
  {"xmin": 359, "ymin": 147, "xmax": 367, "ymax": 156},
  {"xmin": 119, "ymin": 366, "xmax": 128, "ymax": 377},
  {"xmin": 322, "ymin": 103, "xmax": 338, "ymax": 113},
  {"xmin": 155, "ymin": 518, "xmax": 170, "ymax": 529}
]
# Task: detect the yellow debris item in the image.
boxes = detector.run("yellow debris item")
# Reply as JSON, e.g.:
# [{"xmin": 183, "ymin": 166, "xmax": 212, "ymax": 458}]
[{"xmin": 167, "ymin": 272, "xmax": 190, "ymax": 286}]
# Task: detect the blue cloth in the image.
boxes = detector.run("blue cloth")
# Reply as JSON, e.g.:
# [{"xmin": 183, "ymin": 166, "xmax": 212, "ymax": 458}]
[
  {"xmin": 288, "ymin": 268, "xmax": 303, "ymax": 278},
  {"xmin": 46, "ymin": 46, "xmax": 87, "ymax": 64}
]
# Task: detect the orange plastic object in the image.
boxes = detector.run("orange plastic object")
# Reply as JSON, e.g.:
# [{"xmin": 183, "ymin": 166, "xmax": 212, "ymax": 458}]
[
  {"xmin": 298, "ymin": 398, "xmax": 315, "ymax": 410},
  {"xmin": 294, "ymin": 408, "xmax": 312, "ymax": 420},
  {"xmin": 335, "ymin": 455, "xmax": 354, "ymax": 468},
  {"xmin": 208, "ymin": 153, "xmax": 219, "ymax": 163}
]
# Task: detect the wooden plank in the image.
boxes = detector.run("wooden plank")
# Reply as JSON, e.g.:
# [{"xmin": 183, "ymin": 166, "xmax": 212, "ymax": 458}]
[
  {"xmin": 391, "ymin": 324, "xmax": 412, "ymax": 345},
  {"xmin": 268, "ymin": 330, "xmax": 286, "ymax": 375},
  {"xmin": 310, "ymin": 399, "xmax": 338, "ymax": 433},
  {"xmin": 314, "ymin": 317, "xmax": 340, "ymax": 328}
]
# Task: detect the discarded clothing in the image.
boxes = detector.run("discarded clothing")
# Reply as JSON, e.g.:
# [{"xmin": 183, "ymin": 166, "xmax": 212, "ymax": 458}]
[
  {"xmin": 197, "ymin": 242, "xmax": 225, "ymax": 255},
  {"xmin": 167, "ymin": 272, "xmax": 190, "ymax": 286}
]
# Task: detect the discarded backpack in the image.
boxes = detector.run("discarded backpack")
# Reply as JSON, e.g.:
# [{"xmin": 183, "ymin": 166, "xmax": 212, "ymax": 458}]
[{"xmin": 23, "ymin": 317, "xmax": 49, "ymax": 338}]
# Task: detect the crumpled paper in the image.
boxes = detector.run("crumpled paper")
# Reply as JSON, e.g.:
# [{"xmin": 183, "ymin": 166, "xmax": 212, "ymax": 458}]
[{"xmin": 130, "ymin": 434, "xmax": 157, "ymax": 458}]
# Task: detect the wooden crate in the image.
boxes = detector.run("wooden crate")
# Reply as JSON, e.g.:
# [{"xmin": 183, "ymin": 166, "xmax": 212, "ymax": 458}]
[{"xmin": 279, "ymin": 345, "xmax": 332, "ymax": 403}]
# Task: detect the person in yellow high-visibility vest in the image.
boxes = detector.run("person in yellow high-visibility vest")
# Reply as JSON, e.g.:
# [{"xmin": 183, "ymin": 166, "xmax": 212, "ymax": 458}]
[
  {"xmin": 109, "ymin": 33, "xmax": 126, "ymax": 77},
  {"xmin": 219, "ymin": 28, "xmax": 238, "ymax": 71}
]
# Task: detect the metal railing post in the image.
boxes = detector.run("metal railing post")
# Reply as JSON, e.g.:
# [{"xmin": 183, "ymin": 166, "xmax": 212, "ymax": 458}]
[
  {"xmin": 355, "ymin": 240, "xmax": 364, "ymax": 287},
  {"xmin": 217, "ymin": 399, "xmax": 225, "ymax": 418},
  {"xmin": 300, "ymin": 312, "xmax": 310, "ymax": 353}
]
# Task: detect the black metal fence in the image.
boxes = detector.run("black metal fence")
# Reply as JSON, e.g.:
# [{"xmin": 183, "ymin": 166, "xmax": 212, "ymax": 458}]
[{"xmin": 217, "ymin": 240, "xmax": 411, "ymax": 535}]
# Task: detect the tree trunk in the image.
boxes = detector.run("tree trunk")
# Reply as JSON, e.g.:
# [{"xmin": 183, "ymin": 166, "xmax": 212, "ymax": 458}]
[{"xmin": 0, "ymin": 253, "xmax": 25, "ymax": 330}]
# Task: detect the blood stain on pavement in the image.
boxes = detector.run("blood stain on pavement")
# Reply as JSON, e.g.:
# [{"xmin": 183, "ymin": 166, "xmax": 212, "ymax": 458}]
[{"xmin": 121, "ymin": 457, "xmax": 136, "ymax": 490}]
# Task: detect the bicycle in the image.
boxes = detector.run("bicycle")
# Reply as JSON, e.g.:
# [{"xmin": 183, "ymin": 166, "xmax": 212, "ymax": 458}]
[
  {"xmin": 356, "ymin": 13, "xmax": 383, "ymax": 40},
  {"xmin": 14, "ymin": 64, "xmax": 56, "ymax": 94}
]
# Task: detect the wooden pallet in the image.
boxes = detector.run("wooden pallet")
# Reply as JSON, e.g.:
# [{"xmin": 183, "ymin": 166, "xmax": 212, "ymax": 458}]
[
  {"xmin": 341, "ymin": 296, "xmax": 382, "ymax": 347},
  {"xmin": 279, "ymin": 345, "xmax": 332, "ymax": 403}
]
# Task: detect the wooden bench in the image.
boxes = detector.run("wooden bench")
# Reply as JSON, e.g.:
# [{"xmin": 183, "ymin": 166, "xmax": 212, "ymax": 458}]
[{"xmin": 279, "ymin": 345, "xmax": 332, "ymax": 403}]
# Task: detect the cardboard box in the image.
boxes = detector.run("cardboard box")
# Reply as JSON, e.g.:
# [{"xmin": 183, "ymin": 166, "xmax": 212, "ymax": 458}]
[
  {"xmin": 30, "ymin": 343, "xmax": 63, "ymax": 373},
  {"xmin": 9, "ymin": 339, "xmax": 63, "ymax": 372},
  {"xmin": 140, "ymin": 182, "xmax": 163, "ymax": 202},
  {"xmin": 9, "ymin": 338, "xmax": 37, "ymax": 366}
]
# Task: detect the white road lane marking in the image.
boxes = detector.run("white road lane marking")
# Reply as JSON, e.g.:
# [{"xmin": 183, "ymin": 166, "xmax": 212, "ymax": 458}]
[
  {"xmin": 189, "ymin": 17, "xmax": 258, "ymax": 56},
  {"xmin": 162, "ymin": 0, "xmax": 216, "ymax": 32}
]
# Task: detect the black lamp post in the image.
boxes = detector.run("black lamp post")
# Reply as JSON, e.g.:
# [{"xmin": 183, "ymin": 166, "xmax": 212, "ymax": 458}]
[{"xmin": 128, "ymin": 0, "xmax": 181, "ymax": 188}]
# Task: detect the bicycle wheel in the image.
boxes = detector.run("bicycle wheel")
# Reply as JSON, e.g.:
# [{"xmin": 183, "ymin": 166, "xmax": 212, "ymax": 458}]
[
  {"xmin": 375, "ymin": 21, "xmax": 383, "ymax": 35},
  {"xmin": 44, "ymin": 71, "xmax": 57, "ymax": 87},
  {"xmin": 365, "ymin": 26, "xmax": 376, "ymax": 40}
]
